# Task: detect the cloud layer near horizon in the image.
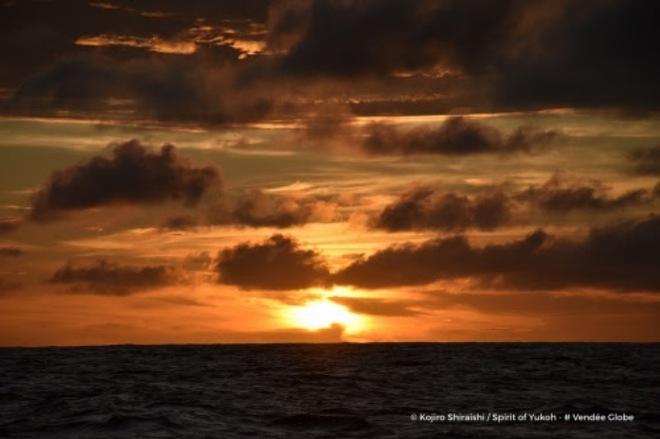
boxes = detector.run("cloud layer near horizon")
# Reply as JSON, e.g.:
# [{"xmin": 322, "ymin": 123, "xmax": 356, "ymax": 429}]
[
  {"xmin": 336, "ymin": 216, "xmax": 660, "ymax": 292},
  {"xmin": 209, "ymin": 216, "xmax": 660, "ymax": 293},
  {"xmin": 50, "ymin": 259, "xmax": 185, "ymax": 295}
]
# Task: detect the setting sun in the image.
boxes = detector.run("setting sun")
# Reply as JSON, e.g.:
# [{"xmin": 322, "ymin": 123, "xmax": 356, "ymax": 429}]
[{"xmin": 292, "ymin": 300, "xmax": 362, "ymax": 332}]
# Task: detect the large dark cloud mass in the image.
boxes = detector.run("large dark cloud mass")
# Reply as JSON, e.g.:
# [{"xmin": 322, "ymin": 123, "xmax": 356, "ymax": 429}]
[
  {"xmin": 335, "ymin": 216, "xmax": 660, "ymax": 292},
  {"xmin": 276, "ymin": 0, "xmax": 541, "ymax": 77},
  {"xmin": 7, "ymin": 54, "xmax": 276, "ymax": 125},
  {"xmin": 375, "ymin": 187, "xmax": 511, "ymax": 232},
  {"xmin": 2, "ymin": 0, "xmax": 658, "ymax": 124},
  {"xmin": 1, "ymin": 0, "xmax": 273, "ymax": 125},
  {"xmin": 216, "ymin": 234, "xmax": 330, "ymax": 290},
  {"xmin": 30, "ymin": 140, "xmax": 220, "ymax": 220},
  {"xmin": 50, "ymin": 259, "xmax": 183, "ymax": 295},
  {"xmin": 275, "ymin": 0, "xmax": 660, "ymax": 112},
  {"xmin": 362, "ymin": 117, "xmax": 559, "ymax": 156}
]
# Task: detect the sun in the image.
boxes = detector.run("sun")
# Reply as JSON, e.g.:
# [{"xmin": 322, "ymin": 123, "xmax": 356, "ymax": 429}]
[{"xmin": 291, "ymin": 300, "xmax": 362, "ymax": 332}]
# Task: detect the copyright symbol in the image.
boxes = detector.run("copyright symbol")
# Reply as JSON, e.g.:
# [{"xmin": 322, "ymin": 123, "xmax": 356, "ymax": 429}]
[{"xmin": 410, "ymin": 413, "xmax": 418, "ymax": 421}]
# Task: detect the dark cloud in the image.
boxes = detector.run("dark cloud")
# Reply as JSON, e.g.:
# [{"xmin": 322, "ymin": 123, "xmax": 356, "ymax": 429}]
[
  {"xmin": 335, "ymin": 216, "xmax": 660, "ymax": 292},
  {"xmin": 494, "ymin": 1, "xmax": 660, "ymax": 112},
  {"xmin": 50, "ymin": 259, "xmax": 184, "ymax": 295},
  {"xmin": 163, "ymin": 192, "xmax": 319, "ymax": 230},
  {"xmin": 374, "ymin": 176, "xmax": 659, "ymax": 233},
  {"xmin": 274, "ymin": 0, "xmax": 660, "ymax": 112},
  {"xmin": 216, "ymin": 234, "xmax": 330, "ymax": 290},
  {"xmin": 149, "ymin": 296, "xmax": 208, "ymax": 308},
  {"xmin": 330, "ymin": 296, "xmax": 421, "ymax": 317},
  {"xmin": 300, "ymin": 109, "xmax": 354, "ymax": 142},
  {"xmin": 0, "ymin": 218, "xmax": 20, "ymax": 234},
  {"xmin": 0, "ymin": 247, "xmax": 22, "ymax": 257},
  {"xmin": 362, "ymin": 117, "xmax": 559, "ymax": 156},
  {"xmin": 167, "ymin": 189, "xmax": 343, "ymax": 230},
  {"xmin": 375, "ymin": 187, "xmax": 511, "ymax": 232},
  {"xmin": 266, "ymin": 0, "xmax": 312, "ymax": 54},
  {"xmin": 4, "ymin": 0, "xmax": 658, "ymax": 124},
  {"xmin": 182, "ymin": 251, "xmax": 212, "ymax": 271},
  {"xmin": 519, "ymin": 174, "xmax": 654, "ymax": 212},
  {"xmin": 163, "ymin": 214, "xmax": 199, "ymax": 230},
  {"xmin": 221, "ymin": 189, "xmax": 314, "ymax": 228},
  {"xmin": 1, "ymin": 0, "xmax": 272, "ymax": 125},
  {"xmin": 201, "ymin": 189, "xmax": 339, "ymax": 228},
  {"xmin": 5, "ymin": 52, "xmax": 276, "ymax": 125},
  {"xmin": 0, "ymin": 0, "xmax": 267, "ymax": 84},
  {"xmin": 275, "ymin": 0, "xmax": 527, "ymax": 77},
  {"xmin": 628, "ymin": 146, "xmax": 660, "ymax": 175},
  {"xmin": 30, "ymin": 139, "xmax": 220, "ymax": 221}
]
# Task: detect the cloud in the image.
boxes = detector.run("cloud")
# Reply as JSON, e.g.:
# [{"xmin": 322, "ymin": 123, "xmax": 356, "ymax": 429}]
[
  {"xmin": 4, "ymin": 0, "xmax": 658, "ymax": 125},
  {"xmin": 275, "ymin": 0, "xmax": 532, "ymax": 77},
  {"xmin": 274, "ymin": 0, "xmax": 660, "ymax": 112},
  {"xmin": 163, "ymin": 214, "xmax": 199, "ymax": 230},
  {"xmin": 361, "ymin": 117, "xmax": 559, "ymax": 156},
  {"xmin": 30, "ymin": 139, "xmax": 221, "ymax": 221},
  {"xmin": 164, "ymin": 189, "xmax": 344, "ymax": 230},
  {"xmin": 212, "ymin": 189, "xmax": 316, "ymax": 228},
  {"xmin": 519, "ymin": 174, "xmax": 654, "ymax": 212},
  {"xmin": 628, "ymin": 145, "xmax": 660, "ymax": 175},
  {"xmin": 216, "ymin": 234, "xmax": 330, "ymax": 290},
  {"xmin": 374, "ymin": 187, "xmax": 511, "ymax": 232},
  {"xmin": 50, "ymin": 259, "xmax": 184, "ymax": 295},
  {"xmin": 217, "ymin": 189, "xmax": 344, "ymax": 227},
  {"xmin": 5, "ymin": 50, "xmax": 275, "ymax": 125},
  {"xmin": 0, "ymin": 218, "xmax": 20, "ymax": 234},
  {"xmin": 298, "ymin": 113, "xmax": 561, "ymax": 157},
  {"xmin": 493, "ymin": 1, "xmax": 660, "ymax": 112},
  {"xmin": 1, "ymin": 1, "xmax": 275, "ymax": 125},
  {"xmin": 182, "ymin": 251, "xmax": 213, "ymax": 271},
  {"xmin": 373, "ymin": 176, "xmax": 659, "ymax": 232},
  {"xmin": 0, "ymin": 247, "xmax": 22, "ymax": 257},
  {"xmin": 334, "ymin": 216, "xmax": 660, "ymax": 292},
  {"xmin": 330, "ymin": 296, "xmax": 421, "ymax": 317}
]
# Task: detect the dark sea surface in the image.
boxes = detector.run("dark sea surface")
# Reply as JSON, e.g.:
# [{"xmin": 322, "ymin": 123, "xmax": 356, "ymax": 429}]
[{"xmin": 1, "ymin": 343, "xmax": 659, "ymax": 438}]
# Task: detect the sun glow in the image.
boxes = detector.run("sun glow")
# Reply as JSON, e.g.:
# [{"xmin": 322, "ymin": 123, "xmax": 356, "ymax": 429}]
[{"xmin": 292, "ymin": 300, "xmax": 362, "ymax": 332}]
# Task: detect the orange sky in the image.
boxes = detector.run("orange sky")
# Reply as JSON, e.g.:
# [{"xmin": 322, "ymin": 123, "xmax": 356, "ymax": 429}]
[
  {"xmin": 1, "ymin": 1, "xmax": 659, "ymax": 345},
  {"xmin": 1, "ymin": 115, "xmax": 659, "ymax": 345}
]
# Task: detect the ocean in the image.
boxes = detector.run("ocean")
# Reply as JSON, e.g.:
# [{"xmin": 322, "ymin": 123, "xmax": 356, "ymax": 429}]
[{"xmin": 1, "ymin": 343, "xmax": 658, "ymax": 438}]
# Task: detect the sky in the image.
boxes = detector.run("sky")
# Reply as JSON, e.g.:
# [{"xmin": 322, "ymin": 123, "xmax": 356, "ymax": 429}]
[{"xmin": 1, "ymin": 0, "xmax": 659, "ymax": 346}]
